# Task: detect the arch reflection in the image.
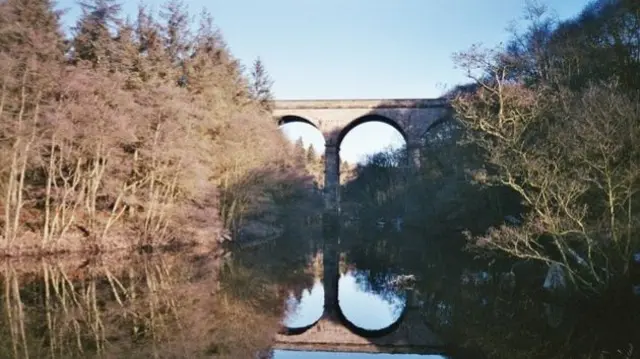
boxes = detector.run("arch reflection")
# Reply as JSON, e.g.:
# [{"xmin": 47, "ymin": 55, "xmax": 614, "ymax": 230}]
[
  {"xmin": 282, "ymin": 279, "xmax": 324, "ymax": 329},
  {"xmin": 338, "ymin": 270, "xmax": 406, "ymax": 330}
]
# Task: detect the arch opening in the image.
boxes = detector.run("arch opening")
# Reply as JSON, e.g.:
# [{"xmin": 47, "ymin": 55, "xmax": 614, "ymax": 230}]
[
  {"xmin": 278, "ymin": 278, "xmax": 410, "ymax": 338},
  {"xmin": 278, "ymin": 115, "xmax": 326, "ymax": 187},
  {"xmin": 422, "ymin": 116, "xmax": 460, "ymax": 147},
  {"xmin": 337, "ymin": 114, "xmax": 407, "ymax": 148},
  {"xmin": 278, "ymin": 115, "xmax": 325, "ymax": 151},
  {"xmin": 337, "ymin": 115, "xmax": 407, "ymax": 166}
]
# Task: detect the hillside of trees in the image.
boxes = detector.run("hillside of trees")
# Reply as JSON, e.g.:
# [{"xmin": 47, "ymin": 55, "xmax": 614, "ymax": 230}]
[
  {"xmin": 0, "ymin": 0, "xmax": 318, "ymax": 256},
  {"xmin": 344, "ymin": 1, "xmax": 640, "ymax": 356}
]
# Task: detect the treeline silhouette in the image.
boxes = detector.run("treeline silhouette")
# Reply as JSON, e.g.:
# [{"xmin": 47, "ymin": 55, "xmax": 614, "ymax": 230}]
[{"xmin": 0, "ymin": 0, "xmax": 318, "ymax": 256}]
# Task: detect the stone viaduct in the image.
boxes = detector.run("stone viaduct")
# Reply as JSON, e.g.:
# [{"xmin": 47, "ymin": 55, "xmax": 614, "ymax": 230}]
[{"xmin": 273, "ymin": 98, "xmax": 451, "ymax": 211}]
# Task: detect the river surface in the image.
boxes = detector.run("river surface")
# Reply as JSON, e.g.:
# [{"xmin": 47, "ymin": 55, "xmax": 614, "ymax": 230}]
[
  {"xmin": 276, "ymin": 270, "xmax": 445, "ymax": 359},
  {"xmin": 0, "ymin": 221, "xmax": 638, "ymax": 359}
]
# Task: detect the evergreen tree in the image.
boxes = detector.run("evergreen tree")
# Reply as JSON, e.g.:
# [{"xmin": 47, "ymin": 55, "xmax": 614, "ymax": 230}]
[
  {"xmin": 186, "ymin": 8, "xmax": 247, "ymax": 101},
  {"xmin": 0, "ymin": 0, "xmax": 67, "ymax": 63},
  {"xmin": 72, "ymin": 0, "xmax": 122, "ymax": 65},
  {"xmin": 292, "ymin": 137, "xmax": 306, "ymax": 167},
  {"xmin": 135, "ymin": 3, "xmax": 158, "ymax": 55},
  {"xmin": 249, "ymin": 56, "xmax": 274, "ymax": 112},
  {"xmin": 159, "ymin": 0, "xmax": 191, "ymax": 65},
  {"xmin": 0, "ymin": 0, "xmax": 66, "ymax": 104},
  {"xmin": 341, "ymin": 160, "xmax": 349, "ymax": 170},
  {"xmin": 133, "ymin": 3, "xmax": 171, "ymax": 84},
  {"xmin": 294, "ymin": 137, "xmax": 305, "ymax": 153},
  {"xmin": 306, "ymin": 144, "xmax": 317, "ymax": 163},
  {"xmin": 109, "ymin": 18, "xmax": 138, "ymax": 76}
]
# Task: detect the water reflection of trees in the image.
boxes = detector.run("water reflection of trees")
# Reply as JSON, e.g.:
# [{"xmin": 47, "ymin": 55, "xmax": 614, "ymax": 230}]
[
  {"xmin": 417, "ymin": 273, "xmax": 639, "ymax": 359},
  {"xmin": 227, "ymin": 227, "xmax": 319, "ymax": 302},
  {"xmin": 340, "ymin": 221, "xmax": 469, "ymax": 303},
  {"xmin": 0, "ymin": 243, "xmax": 318, "ymax": 359},
  {"xmin": 341, "ymin": 180, "xmax": 639, "ymax": 358},
  {"xmin": 339, "ymin": 213, "xmax": 639, "ymax": 358}
]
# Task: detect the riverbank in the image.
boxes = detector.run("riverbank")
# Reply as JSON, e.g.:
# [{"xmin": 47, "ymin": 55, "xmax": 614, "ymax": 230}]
[{"xmin": 0, "ymin": 205, "xmax": 224, "ymax": 258}]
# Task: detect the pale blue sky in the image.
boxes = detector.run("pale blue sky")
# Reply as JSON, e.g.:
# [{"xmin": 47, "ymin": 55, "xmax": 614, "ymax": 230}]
[{"xmin": 56, "ymin": 0, "xmax": 591, "ymax": 163}]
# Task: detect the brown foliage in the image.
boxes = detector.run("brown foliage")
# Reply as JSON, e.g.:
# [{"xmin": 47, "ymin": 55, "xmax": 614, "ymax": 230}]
[{"xmin": 0, "ymin": 0, "xmax": 313, "ymax": 256}]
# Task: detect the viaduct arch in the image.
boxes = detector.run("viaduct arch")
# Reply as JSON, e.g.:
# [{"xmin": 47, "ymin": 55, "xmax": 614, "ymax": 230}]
[{"xmin": 274, "ymin": 98, "xmax": 451, "ymax": 212}]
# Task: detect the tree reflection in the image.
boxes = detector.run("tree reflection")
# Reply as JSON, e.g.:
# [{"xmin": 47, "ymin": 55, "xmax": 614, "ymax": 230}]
[{"xmin": 0, "ymin": 241, "xmax": 318, "ymax": 359}]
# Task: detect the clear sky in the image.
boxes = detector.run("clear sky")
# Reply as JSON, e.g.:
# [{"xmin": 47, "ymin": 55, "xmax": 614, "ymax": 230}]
[{"xmin": 56, "ymin": 0, "xmax": 592, "ymax": 163}]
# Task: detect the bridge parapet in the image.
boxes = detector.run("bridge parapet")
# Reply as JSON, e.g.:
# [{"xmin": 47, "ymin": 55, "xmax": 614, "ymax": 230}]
[
  {"xmin": 273, "ymin": 98, "xmax": 450, "ymax": 145},
  {"xmin": 275, "ymin": 98, "xmax": 449, "ymax": 110}
]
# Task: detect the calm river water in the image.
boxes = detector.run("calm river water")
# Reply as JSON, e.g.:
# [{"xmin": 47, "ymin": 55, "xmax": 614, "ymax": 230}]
[{"xmin": 1, "ymin": 222, "xmax": 637, "ymax": 358}]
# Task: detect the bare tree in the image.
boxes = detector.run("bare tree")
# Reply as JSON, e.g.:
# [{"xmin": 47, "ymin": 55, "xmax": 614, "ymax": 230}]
[
  {"xmin": 0, "ymin": 0, "xmax": 319, "ymax": 256},
  {"xmin": 452, "ymin": 41, "xmax": 640, "ymax": 292}
]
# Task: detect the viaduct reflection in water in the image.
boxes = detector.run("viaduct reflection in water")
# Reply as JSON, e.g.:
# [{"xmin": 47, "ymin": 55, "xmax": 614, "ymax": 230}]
[
  {"xmin": 283, "ymin": 266, "xmax": 406, "ymax": 331},
  {"xmin": 2, "ymin": 213, "xmax": 636, "ymax": 358},
  {"xmin": 273, "ymin": 215, "xmax": 447, "ymax": 356}
]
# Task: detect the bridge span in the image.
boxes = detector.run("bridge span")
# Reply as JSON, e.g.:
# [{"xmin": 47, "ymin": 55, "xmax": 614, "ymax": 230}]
[{"xmin": 274, "ymin": 98, "xmax": 451, "ymax": 211}]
